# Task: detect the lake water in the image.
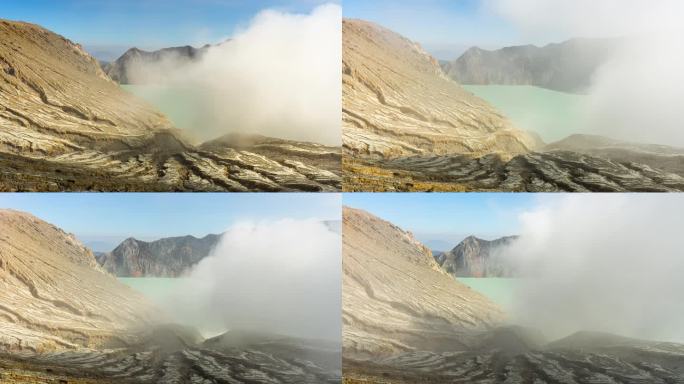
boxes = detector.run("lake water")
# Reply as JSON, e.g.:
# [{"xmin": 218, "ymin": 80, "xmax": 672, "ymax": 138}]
[
  {"xmin": 122, "ymin": 84, "xmax": 207, "ymax": 133},
  {"xmin": 457, "ymin": 277, "xmax": 519, "ymax": 312},
  {"xmin": 463, "ymin": 85, "xmax": 588, "ymax": 143},
  {"xmin": 122, "ymin": 277, "xmax": 519, "ymax": 330},
  {"xmin": 119, "ymin": 277, "xmax": 186, "ymax": 305},
  {"xmin": 120, "ymin": 277, "xmax": 228, "ymax": 337}
]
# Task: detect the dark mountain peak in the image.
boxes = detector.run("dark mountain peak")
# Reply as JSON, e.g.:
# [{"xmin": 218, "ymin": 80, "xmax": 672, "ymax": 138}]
[
  {"xmin": 99, "ymin": 234, "xmax": 221, "ymax": 277},
  {"xmin": 462, "ymin": 234, "xmax": 483, "ymax": 243},
  {"xmin": 120, "ymin": 237, "xmax": 140, "ymax": 245},
  {"xmin": 104, "ymin": 42, "xmax": 214, "ymax": 84},
  {"xmin": 437, "ymin": 235, "xmax": 518, "ymax": 277},
  {"xmin": 445, "ymin": 37, "xmax": 622, "ymax": 93}
]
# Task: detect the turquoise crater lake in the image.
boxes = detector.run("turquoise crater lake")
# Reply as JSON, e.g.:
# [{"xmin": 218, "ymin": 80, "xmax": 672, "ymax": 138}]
[{"xmin": 463, "ymin": 85, "xmax": 589, "ymax": 143}]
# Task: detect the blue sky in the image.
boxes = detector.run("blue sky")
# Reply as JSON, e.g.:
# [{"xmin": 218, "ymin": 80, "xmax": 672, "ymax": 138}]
[
  {"xmin": 0, "ymin": 193, "xmax": 340, "ymax": 251},
  {"xmin": 2, "ymin": 0, "xmax": 336, "ymax": 60},
  {"xmin": 344, "ymin": 193, "xmax": 540, "ymax": 250},
  {"xmin": 343, "ymin": 0, "xmax": 571, "ymax": 60}
]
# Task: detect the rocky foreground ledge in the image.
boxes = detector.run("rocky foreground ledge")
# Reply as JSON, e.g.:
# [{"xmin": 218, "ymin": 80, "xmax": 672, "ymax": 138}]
[{"xmin": 344, "ymin": 136, "xmax": 684, "ymax": 192}]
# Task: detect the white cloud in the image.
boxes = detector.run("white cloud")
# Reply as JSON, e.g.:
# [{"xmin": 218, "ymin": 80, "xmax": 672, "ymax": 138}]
[
  {"xmin": 129, "ymin": 3, "xmax": 341, "ymax": 145},
  {"xmin": 485, "ymin": 0, "xmax": 684, "ymax": 146},
  {"xmin": 506, "ymin": 194, "xmax": 684, "ymax": 342},
  {"xmin": 168, "ymin": 219, "xmax": 341, "ymax": 341}
]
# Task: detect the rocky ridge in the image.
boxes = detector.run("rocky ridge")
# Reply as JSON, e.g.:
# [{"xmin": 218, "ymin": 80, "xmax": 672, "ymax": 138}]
[
  {"xmin": 103, "ymin": 44, "xmax": 212, "ymax": 84},
  {"xmin": 443, "ymin": 38, "xmax": 620, "ymax": 93},
  {"xmin": 0, "ymin": 19, "xmax": 341, "ymax": 192},
  {"xmin": 98, "ymin": 219, "xmax": 342, "ymax": 277},
  {"xmin": 99, "ymin": 234, "xmax": 220, "ymax": 277},
  {"xmin": 435, "ymin": 235, "xmax": 519, "ymax": 277}
]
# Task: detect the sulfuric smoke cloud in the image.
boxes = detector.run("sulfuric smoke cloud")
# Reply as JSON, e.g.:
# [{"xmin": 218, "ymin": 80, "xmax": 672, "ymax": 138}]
[
  {"xmin": 128, "ymin": 4, "xmax": 341, "ymax": 146},
  {"xmin": 169, "ymin": 219, "xmax": 341, "ymax": 342},
  {"xmin": 486, "ymin": 0, "xmax": 684, "ymax": 146},
  {"xmin": 505, "ymin": 194, "xmax": 684, "ymax": 342}
]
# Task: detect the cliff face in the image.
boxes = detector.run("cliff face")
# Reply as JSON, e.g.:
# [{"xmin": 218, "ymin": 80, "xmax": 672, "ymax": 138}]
[
  {"xmin": 0, "ymin": 209, "xmax": 155, "ymax": 352},
  {"xmin": 443, "ymin": 38, "xmax": 620, "ymax": 93},
  {"xmin": 342, "ymin": 19, "xmax": 539, "ymax": 161},
  {"xmin": 342, "ymin": 207, "xmax": 504, "ymax": 358},
  {"xmin": 100, "ymin": 234, "xmax": 221, "ymax": 277},
  {"xmin": 0, "ymin": 20, "xmax": 341, "ymax": 192},
  {"xmin": 104, "ymin": 45, "xmax": 211, "ymax": 84},
  {"xmin": 436, "ymin": 235, "xmax": 519, "ymax": 277}
]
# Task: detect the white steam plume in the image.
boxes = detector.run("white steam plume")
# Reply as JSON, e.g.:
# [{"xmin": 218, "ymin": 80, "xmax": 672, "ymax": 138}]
[
  {"xmin": 169, "ymin": 219, "xmax": 341, "ymax": 342},
  {"xmin": 486, "ymin": 0, "xmax": 684, "ymax": 146},
  {"xmin": 129, "ymin": 4, "xmax": 341, "ymax": 146},
  {"xmin": 506, "ymin": 194, "xmax": 684, "ymax": 342}
]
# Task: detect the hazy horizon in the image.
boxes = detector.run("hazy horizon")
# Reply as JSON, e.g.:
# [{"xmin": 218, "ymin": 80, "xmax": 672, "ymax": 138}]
[
  {"xmin": 0, "ymin": 193, "xmax": 341, "ymax": 248},
  {"xmin": 2, "ymin": 0, "xmax": 339, "ymax": 61}
]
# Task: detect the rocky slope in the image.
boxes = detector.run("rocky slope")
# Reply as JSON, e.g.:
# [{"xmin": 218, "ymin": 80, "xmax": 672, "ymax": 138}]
[
  {"xmin": 342, "ymin": 207, "xmax": 505, "ymax": 359},
  {"xmin": 0, "ymin": 19, "xmax": 341, "ymax": 192},
  {"xmin": 443, "ymin": 38, "xmax": 620, "ymax": 93},
  {"xmin": 0, "ymin": 209, "xmax": 155, "ymax": 352},
  {"xmin": 99, "ymin": 234, "xmax": 220, "ymax": 277},
  {"xmin": 435, "ymin": 235, "xmax": 519, "ymax": 277},
  {"xmin": 103, "ymin": 45, "xmax": 211, "ymax": 84},
  {"xmin": 342, "ymin": 19, "xmax": 539, "ymax": 161}
]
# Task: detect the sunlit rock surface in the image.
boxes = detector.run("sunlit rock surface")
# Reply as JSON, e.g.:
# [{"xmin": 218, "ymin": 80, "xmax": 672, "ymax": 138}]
[{"xmin": 0, "ymin": 19, "xmax": 341, "ymax": 192}]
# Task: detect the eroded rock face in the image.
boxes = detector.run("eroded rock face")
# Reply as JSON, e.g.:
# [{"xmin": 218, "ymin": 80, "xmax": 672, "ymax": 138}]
[
  {"xmin": 436, "ymin": 236, "xmax": 519, "ymax": 277},
  {"xmin": 342, "ymin": 207, "xmax": 505, "ymax": 359},
  {"xmin": 0, "ymin": 329, "xmax": 341, "ymax": 383},
  {"xmin": 443, "ymin": 38, "xmax": 621, "ymax": 93},
  {"xmin": 344, "ymin": 329, "xmax": 684, "ymax": 384},
  {"xmin": 344, "ymin": 148, "xmax": 684, "ymax": 192},
  {"xmin": 0, "ymin": 19, "xmax": 341, "ymax": 192},
  {"xmin": 100, "ymin": 234, "xmax": 220, "ymax": 277},
  {"xmin": 342, "ymin": 19, "xmax": 539, "ymax": 160},
  {"xmin": 0, "ymin": 209, "xmax": 155, "ymax": 352}
]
